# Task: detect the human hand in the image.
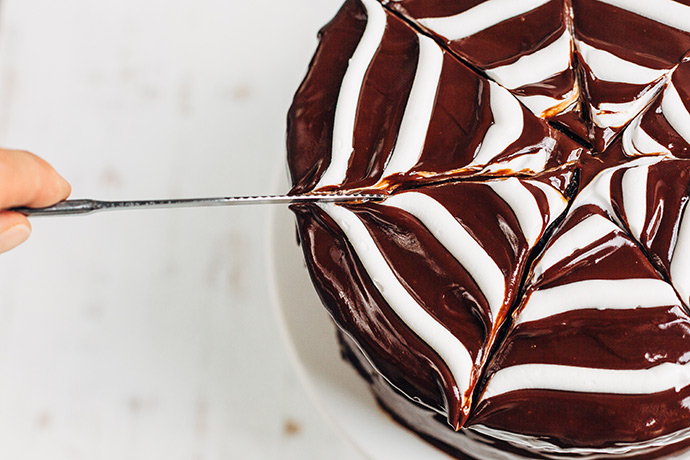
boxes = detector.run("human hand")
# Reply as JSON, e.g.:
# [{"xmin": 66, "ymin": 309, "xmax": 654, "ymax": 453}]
[{"xmin": 0, "ymin": 149, "xmax": 71, "ymax": 254}]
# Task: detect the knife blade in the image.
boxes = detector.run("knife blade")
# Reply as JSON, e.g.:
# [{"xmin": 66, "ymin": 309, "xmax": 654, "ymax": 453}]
[{"xmin": 11, "ymin": 193, "xmax": 388, "ymax": 217}]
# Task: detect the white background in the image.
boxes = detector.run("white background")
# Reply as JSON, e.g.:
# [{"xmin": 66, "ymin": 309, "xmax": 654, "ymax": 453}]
[{"xmin": 0, "ymin": 0, "xmax": 366, "ymax": 458}]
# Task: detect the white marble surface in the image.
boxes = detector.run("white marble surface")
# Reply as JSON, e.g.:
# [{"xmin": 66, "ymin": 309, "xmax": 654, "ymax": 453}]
[{"xmin": 0, "ymin": 1, "xmax": 366, "ymax": 458}]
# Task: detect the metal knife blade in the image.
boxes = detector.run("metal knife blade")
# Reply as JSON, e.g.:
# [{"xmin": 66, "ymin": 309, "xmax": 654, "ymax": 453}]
[{"xmin": 11, "ymin": 193, "xmax": 388, "ymax": 217}]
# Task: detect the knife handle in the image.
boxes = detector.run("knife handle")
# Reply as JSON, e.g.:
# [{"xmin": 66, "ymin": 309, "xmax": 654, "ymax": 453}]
[{"xmin": 13, "ymin": 199, "xmax": 103, "ymax": 216}]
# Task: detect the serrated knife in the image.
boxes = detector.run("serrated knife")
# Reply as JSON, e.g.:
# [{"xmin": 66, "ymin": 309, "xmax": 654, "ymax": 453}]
[{"xmin": 10, "ymin": 193, "xmax": 387, "ymax": 217}]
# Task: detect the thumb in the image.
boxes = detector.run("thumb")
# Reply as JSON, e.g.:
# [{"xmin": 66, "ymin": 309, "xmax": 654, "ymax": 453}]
[{"xmin": 0, "ymin": 211, "xmax": 32, "ymax": 254}]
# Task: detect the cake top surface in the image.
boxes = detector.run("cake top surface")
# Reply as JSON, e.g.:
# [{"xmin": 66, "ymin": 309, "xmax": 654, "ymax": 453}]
[{"xmin": 287, "ymin": 0, "xmax": 690, "ymax": 456}]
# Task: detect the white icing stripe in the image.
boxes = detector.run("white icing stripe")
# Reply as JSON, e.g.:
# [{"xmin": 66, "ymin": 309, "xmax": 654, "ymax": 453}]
[
  {"xmin": 470, "ymin": 81, "xmax": 524, "ymax": 166},
  {"xmin": 517, "ymin": 279, "xmax": 680, "ymax": 325},
  {"xmin": 573, "ymin": 156, "xmax": 668, "ymax": 221},
  {"xmin": 315, "ymin": 0, "xmax": 386, "ymax": 190},
  {"xmin": 419, "ymin": 0, "xmax": 551, "ymax": 41},
  {"xmin": 598, "ymin": 0, "xmax": 690, "ymax": 33},
  {"xmin": 662, "ymin": 82, "xmax": 690, "ymax": 147},
  {"xmin": 534, "ymin": 214, "xmax": 617, "ymax": 277},
  {"xmin": 576, "ymin": 39, "xmax": 667, "ymax": 84},
  {"xmin": 384, "ymin": 192, "xmax": 506, "ymax": 322},
  {"xmin": 515, "ymin": 94, "xmax": 559, "ymax": 117},
  {"xmin": 622, "ymin": 115, "xmax": 672, "ymax": 156},
  {"xmin": 633, "ymin": 126, "xmax": 672, "ymax": 156},
  {"xmin": 571, "ymin": 167, "xmax": 616, "ymax": 215},
  {"xmin": 477, "ymin": 145, "xmax": 548, "ymax": 175},
  {"xmin": 590, "ymin": 78, "xmax": 666, "ymax": 129},
  {"xmin": 524, "ymin": 179, "xmax": 568, "ymax": 227},
  {"xmin": 621, "ymin": 165, "xmax": 650, "ymax": 241},
  {"xmin": 319, "ymin": 203, "xmax": 474, "ymax": 399},
  {"xmin": 381, "ymin": 34, "xmax": 444, "ymax": 178},
  {"xmin": 486, "ymin": 178, "xmax": 544, "ymax": 247},
  {"xmin": 517, "ymin": 90, "xmax": 576, "ymax": 118},
  {"xmin": 671, "ymin": 199, "xmax": 690, "ymax": 305},
  {"xmin": 486, "ymin": 32, "xmax": 571, "ymax": 91},
  {"xmin": 621, "ymin": 116, "xmax": 644, "ymax": 157},
  {"xmin": 483, "ymin": 361, "xmax": 690, "ymax": 401}
]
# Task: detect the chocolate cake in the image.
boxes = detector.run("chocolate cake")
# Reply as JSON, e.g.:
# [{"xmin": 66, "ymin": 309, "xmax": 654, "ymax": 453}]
[{"xmin": 286, "ymin": 0, "xmax": 690, "ymax": 458}]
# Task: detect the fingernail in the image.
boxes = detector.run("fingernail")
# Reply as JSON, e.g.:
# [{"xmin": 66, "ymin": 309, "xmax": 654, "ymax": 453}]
[{"xmin": 0, "ymin": 224, "xmax": 31, "ymax": 254}]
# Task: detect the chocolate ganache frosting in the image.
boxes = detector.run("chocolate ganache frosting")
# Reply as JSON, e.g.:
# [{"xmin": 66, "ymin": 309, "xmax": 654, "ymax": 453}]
[{"xmin": 286, "ymin": 0, "xmax": 690, "ymax": 458}]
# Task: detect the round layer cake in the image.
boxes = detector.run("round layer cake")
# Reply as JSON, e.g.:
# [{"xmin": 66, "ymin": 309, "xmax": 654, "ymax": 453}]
[{"xmin": 286, "ymin": 0, "xmax": 690, "ymax": 458}]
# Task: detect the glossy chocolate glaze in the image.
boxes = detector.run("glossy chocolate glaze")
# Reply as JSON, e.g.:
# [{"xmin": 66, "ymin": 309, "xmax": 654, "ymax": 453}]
[
  {"xmin": 386, "ymin": 0, "xmax": 565, "ymax": 67},
  {"xmin": 287, "ymin": 0, "xmax": 366, "ymax": 194},
  {"xmin": 289, "ymin": 0, "xmax": 581, "ymax": 194},
  {"xmin": 383, "ymin": 0, "xmax": 583, "ymax": 133},
  {"xmin": 292, "ymin": 204, "xmax": 452, "ymax": 414},
  {"xmin": 341, "ymin": 326, "xmax": 690, "ymax": 459},
  {"xmin": 473, "ymin": 388, "xmax": 690, "ymax": 449},
  {"xmin": 473, "ymin": 204, "xmax": 690, "ymax": 450},
  {"xmin": 572, "ymin": 0, "xmax": 690, "ymax": 69},
  {"xmin": 572, "ymin": 0, "xmax": 690, "ymax": 151},
  {"xmin": 509, "ymin": 206, "xmax": 688, "ymax": 363},
  {"xmin": 528, "ymin": 205, "xmax": 657, "ymax": 286},
  {"xmin": 286, "ymin": 0, "xmax": 690, "ymax": 457},
  {"xmin": 609, "ymin": 158, "xmax": 690, "ymax": 277},
  {"xmin": 630, "ymin": 57, "xmax": 690, "ymax": 159},
  {"xmin": 292, "ymin": 177, "xmax": 563, "ymax": 427}
]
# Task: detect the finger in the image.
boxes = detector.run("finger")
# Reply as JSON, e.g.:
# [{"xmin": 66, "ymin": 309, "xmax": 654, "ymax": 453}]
[
  {"xmin": 0, "ymin": 149, "xmax": 71, "ymax": 209},
  {"xmin": 0, "ymin": 211, "xmax": 31, "ymax": 254}
]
